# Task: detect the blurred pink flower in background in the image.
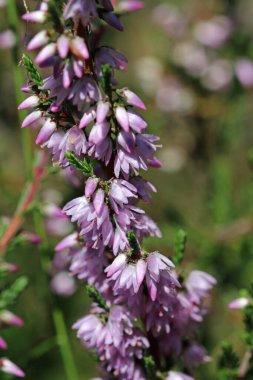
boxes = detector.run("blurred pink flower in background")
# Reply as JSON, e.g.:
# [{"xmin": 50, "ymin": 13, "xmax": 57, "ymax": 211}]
[
  {"xmin": 0, "ymin": 30, "xmax": 16, "ymax": 49},
  {"xmin": 235, "ymin": 59, "xmax": 253, "ymax": 88}
]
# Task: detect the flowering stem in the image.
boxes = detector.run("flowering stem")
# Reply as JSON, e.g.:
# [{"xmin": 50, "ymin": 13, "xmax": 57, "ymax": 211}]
[{"xmin": 7, "ymin": 0, "xmax": 33, "ymax": 175}]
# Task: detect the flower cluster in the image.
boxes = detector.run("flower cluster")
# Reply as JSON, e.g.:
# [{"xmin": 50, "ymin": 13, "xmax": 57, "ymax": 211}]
[
  {"xmin": 20, "ymin": 0, "xmax": 216, "ymax": 379},
  {"xmin": 74, "ymin": 304, "xmax": 149, "ymax": 379}
]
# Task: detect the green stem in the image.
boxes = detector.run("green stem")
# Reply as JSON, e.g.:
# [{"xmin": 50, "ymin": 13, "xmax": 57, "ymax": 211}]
[
  {"xmin": 33, "ymin": 209, "xmax": 79, "ymax": 380},
  {"xmin": 53, "ymin": 308, "xmax": 80, "ymax": 380},
  {"xmin": 7, "ymin": 0, "xmax": 33, "ymax": 175}
]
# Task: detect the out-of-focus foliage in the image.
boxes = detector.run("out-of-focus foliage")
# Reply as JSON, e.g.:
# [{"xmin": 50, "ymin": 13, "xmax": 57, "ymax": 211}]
[{"xmin": 1, "ymin": 0, "xmax": 253, "ymax": 379}]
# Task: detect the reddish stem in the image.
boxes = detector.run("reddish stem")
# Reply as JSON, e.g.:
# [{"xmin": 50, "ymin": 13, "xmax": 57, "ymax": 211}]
[{"xmin": 0, "ymin": 151, "xmax": 48, "ymax": 257}]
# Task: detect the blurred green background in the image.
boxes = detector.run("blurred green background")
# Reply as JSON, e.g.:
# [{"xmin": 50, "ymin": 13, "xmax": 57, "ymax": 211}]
[{"xmin": 1, "ymin": 0, "xmax": 253, "ymax": 379}]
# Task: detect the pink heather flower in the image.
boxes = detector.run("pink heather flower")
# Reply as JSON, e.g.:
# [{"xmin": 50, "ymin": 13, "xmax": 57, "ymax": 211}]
[
  {"xmin": 115, "ymin": 106, "xmax": 130, "ymax": 132},
  {"xmin": 18, "ymin": 95, "xmax": 40, "ymax": 110},
  {"xmin": 68, "ymin": 76, "xmax": 101, "ymax": 110},
  {"xmin": 95, "ymin": 47, "xmax": 128, "ymax": 76},
  {"xmin": 55, "ymin": 232, "xmax": 78, "ymax": 252},
  {"xmin": 118, "ymin": 88, "xmax": 146, "ymax": 110},
  {"xmin": 96, "ymin": 100, "xmax": 110, "ymax": 123},
  {"xmin": 21, "ymin": 110, "xmax": 42, "ymax": 128},
  {"xmin": 177, "ymin": 293, "xmax": 205, "ymax": 324},
  {"xmin": 153, "ymin": 4, "xmax": 186, "ymax": 39},
  {"xmin": 74, "ymin": 312, "xmax": 104, "ymax": 348},
  {"xmin": 117, "ymin": 131, "xmax": 135, "ymax": 154},
  {"xmin": 173, "ymin": 42, "xmax": 209, "ymax": 77},
  {"xmin": 106, "ymin": 251, "xmax": 177, "ymax": 299},
  {"xmin": 44, "ymin": 206, "xmax": 69, "ymax": 239},
  {"xmin": 229, "ymin": 297, "xmax": 249, "ymax": 310},
  {"xmin": 144, "ymin": 294, "xmax": 179, "ymax": 336},
  {"xmin": 19, "ymin": 231, "xmax": 42, "ymax": 245},
  {"xmin": 57, "ymin": 34, "xmax": 70, "ymax": 59},
  {"xmin": 130, "ymin": 177, "xmax": 156, "ymax": 203},
  {"xmin": 79, "ymin": 106, "xmax": 97, "ymax": 128},
  {"xmin": 0, "ymin": 262, "xmax": 19, "ymax": 273},
  {"xmin": 22, "ymin": 10, "xmax": 47, "ymax": 23},
  {"xmin": 62, "ymin": 60, "xmax": 75, "ymax": 88},
  {"xmin": 186, "ymin": 270, "xmax": 217, "ymax": 304},
  {"xmin": 133, "ymin": 213, "xmax": 162, "ymax": 240},
  {"xmin": 43, "ymin": 126, "xmax": 88, "ymax": 166},
  {"xmin": 101, "ymin": 11, "xmax": 123, "ymax": 31},
  {"xmin": 43, "ymin": 75, "xmax": 70, "ymax": 106},
  {"xmin": 89, "ymin": 134, "xmax": 113, "ymax": 165},
  {"xmin": 109, "ymin": 179, "xmax": 137, "ymax": 213},
  {"xmin": 43, "ymin": 74, "xmax": 101, "ymax": 109},
  {"xmin": 85, "ymin": 177, "xmax": 99, "ymax": 197},
  {"xmin": 201, "ymin": 59, "xmax": 233, "ymax": 91},
  {"xmin": 64, "ymin": 0, "xmax": 98, "ymax": 26},
  {"xmin": 42, "ymin": 130, "xmax": 64, "ymax": 162},
  {"xmin": 89, "ymin": 122, "xmax": 110, "ymax": 145},
  {"xmin": 0, "ymin": 30, "xmax": 16, "ymax": 49},
  {"xmin": 50, "ymin": 271, "xmax": 76, "ymax": 297},
  {"xmin": 105, "ymin": 254, "xmax": 147, "ymax": 294},
  {"xmin": 27, "ymin": 30, "xmax": 49, "ymax": 50},
  {"xmin": 63, "ymin": 196, "xmax": 90, "ymax": 225},
  {"xmin": 21, "ymin": 83, "xmax": 31, "ymax": 93},
  {"xmin": 0, "ymin": 337, "xmax": 7, "ymax": 350},
  {"xmin": 0, "ymin": 311, "xmax": 23, "ymax": 327},
  {"xmin": 59, "ymin": 126, "xmax": 88, "ymax": 162},
  {"xmin": 114, "ymin": 133, "xmax": 161, "ymax": 178},
  {"xmin": 193, "ymin": 16, "xmax": 232, "ymax": 49},
  {"xmin": 146, "ymin": 252, "xmax": 178, "ymax": 301},
  {"xmin": 165, "ymin": 371, "xmax": 194, "ymax": 380},
  {"xmin": 0, "ymin": 358, "xmax": 25, "ymax": 377},
  {"xmin": 127, "ymin": 109, "xmax": 147, "ymax": 133},
  {"xmin": 69, "ymin": 246, "xmax": 109, "ymax": 292},
  {"xmin": 35, "ymin": 42, "xmax": 57, "ymax": 66},
  {"xmin": 117, "ymin": 1, "xmax": 144, "ymax": 13},
  {"xmin": 235, "ymin": 59, "xmax": 253, "ymax": 88},
  {"xmin": 70, "ymin": 36, "xmax": 89, "ymax": 59},
  {"xmin": 36, "ymin": 119, "xmax": 57, "ymax": 145},
  {"xmin": 93, "ymin": 189, "xmax": 105, "ymax": 214},
  {"xmin": 63, "ymin": 194, "xmax": 114, "ymax": 249},
  {"xmin": 183, "ymin": 342, "xmax": 211, "ymax": 370}
]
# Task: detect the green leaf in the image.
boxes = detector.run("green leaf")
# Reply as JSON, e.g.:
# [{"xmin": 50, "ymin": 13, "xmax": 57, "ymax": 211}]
[
  {"xmin": 22, "ymin": 54, "xmax": 43, "ymax": 86},
  {"xmin": 143, "ymin": 355, "xmax": 156, "ymax": 379},
  {"xmin": 85, "ymin": 285, "xmax": 109, "ymax": 312},
  {"xmin": 0, "ymin": 276, "xmax": 28, "ymax": 309},
  {"xmin": 101, "ymin": 64, "xmax": 112, "ymax": 97},
  {"xmin": 65, "ymin": 151, "xmax": 94, "ymax": 176},
  {"xmin": 173, "ymin": 229, "xmax": 187, "ymax": 265},
  {"xmin": 127, "ymin": 231, "xmax": 141, "ymax": 258}
]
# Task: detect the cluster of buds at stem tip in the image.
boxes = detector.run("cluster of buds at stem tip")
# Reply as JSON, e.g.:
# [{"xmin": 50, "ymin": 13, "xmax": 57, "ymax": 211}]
[{"xmin": 20, "ymin": 0, "xmax": 216, "ymax": 379}]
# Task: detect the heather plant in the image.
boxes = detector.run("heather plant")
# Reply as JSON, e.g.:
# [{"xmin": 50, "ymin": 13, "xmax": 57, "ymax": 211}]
[
  {"xmin": 14, "ymin": 0, "xmax": 218, "ymax": 379},
  {"xmin": 2, "ymin": 0, "xmax": 253, "ymax": 379}
]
